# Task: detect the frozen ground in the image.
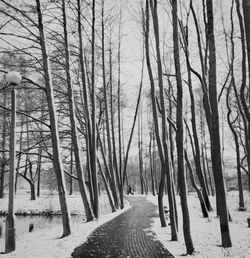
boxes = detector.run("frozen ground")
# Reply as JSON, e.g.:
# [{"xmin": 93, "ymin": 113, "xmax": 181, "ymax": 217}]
[
  {"xmin": 147, "ymin": 191, "xmax": 250, "ymax": 258},
  {"xmin": 0, "ymin": 194, "xmax": 131, "ymax": 258},
  {"xmin": 0, "ymin": 193, "xmax": 112, "ymax": 215}
]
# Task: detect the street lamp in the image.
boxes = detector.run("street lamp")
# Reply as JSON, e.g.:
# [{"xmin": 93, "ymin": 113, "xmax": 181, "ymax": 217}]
[{"xmin": 5, "ymin": 71, "xmax": 22, "ymax": 253}]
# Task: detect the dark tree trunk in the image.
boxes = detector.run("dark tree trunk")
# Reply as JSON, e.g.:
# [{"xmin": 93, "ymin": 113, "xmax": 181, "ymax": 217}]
[
  {"xmin": 145, "ymin": 0, "xmax": 166, "ymax": 229},
  {"xmin": 149, "ymin": 132, "xmax": 156, "ymax": 196},
  {"xmin": 185, "ymin": 151, "xmax": 209, "ymax": 217},
  {"xmin": 62, "ymin": 0, "xmax": 94, "ymax": 221},
  {"xmin": 101, "ymin": 0, "xmax": 119, "ymax": 210},
  {"xmin": 180, "ymin": 20, "xmax": 212, "ymax": 212},
  {"xmin": 206, "ymin": 0, "xmax": 232, "ymax": 247},
  {"xmin": 172, "ymin": 0, "xmax": 194, "ymax": 253},
  {"xmin": 90, "ymin": 0, "xmax": 99, "ymax": 218},
  {"xmin": 36, "ymin": 147, "xmax": 42, "ymax": 197},
  {"xmin": 243, "ymin": 0, "xmax": 250, "ymax": 190}
]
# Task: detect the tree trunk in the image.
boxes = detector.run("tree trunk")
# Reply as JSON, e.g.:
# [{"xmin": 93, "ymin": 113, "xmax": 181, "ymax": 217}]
[
  {"xmin": 117, "ymin": 7, "xmax": 123, "ymax": 206},
  {"xmin": 243, "ymin": 0, "xmax": 250, "ymax": 190},
  {"xmin": 101, "ymin": 0, "xmax": 119, "ymax": 210},
  {"xmin": 172, "ymin": 0, "xmax": 194, "ymax": 253},
  {"xmin": 185, "ymin": 150, "xmax": 209, "ymax": 217},
  {"xmin": 149, "ymin": 132, "xmax": 155, "ymax": 196},
  {"xmin": 36, "ymin": 0, "xmax": 71, "ymax": 237},
  {"xmin": 109, "ymin": 44, "xmax": 120, "ymax": 204},
  {"xmin": 36, "ymin": 147, "xmax": 42, "ymax": 197},
  {"xmin": 145, "ymin": 0, "xmax": 166, "ymax": 229},
  {"xmin": 62, "ymin": 0, "xmax": 94, "ymax": 221},
  {"xmin": 152, "ymin": 0, "xmax": 178, "ymax": 237},
  {"xmin": 206, "ymin": 0, "xmax": 232, "ymax": 247},
  {"xmin": 97, "ymin": 158, "xmax": 116, "ymax": 213},
  {"xmin": 90, "ymin": 0, "xmax": 99, "ymax": 218},
  {"xmin": 180, "ymin": 20, "xmax": 212, "ymax": 211}
]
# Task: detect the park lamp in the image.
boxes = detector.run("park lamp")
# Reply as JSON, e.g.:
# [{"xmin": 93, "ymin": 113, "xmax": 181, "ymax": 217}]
[
  {"xmin": 6, "ymin": 71, "xmax": 22, "ymax": 88},
  {"xmin": 5, "ymin": 70, "xmax": 22, "ymax": 253}
]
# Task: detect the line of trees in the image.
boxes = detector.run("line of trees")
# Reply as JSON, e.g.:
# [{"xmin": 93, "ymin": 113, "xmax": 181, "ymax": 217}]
[
  {"xmin": 0, "ymin": 0, "xmax": 250, "ymax": 255},
  {"xmin": 0, "ymin": 0, "xmax": 141, "ymax": 236},
  {"xmin": 140, "ymin": 0, "xmax": 250, "ymax": 254}
]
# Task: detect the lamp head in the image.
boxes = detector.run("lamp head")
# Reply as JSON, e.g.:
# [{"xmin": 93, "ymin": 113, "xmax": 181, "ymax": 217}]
[{"xmin": 6, "ymin": 71, "xmax": 22, "ymax": 86}]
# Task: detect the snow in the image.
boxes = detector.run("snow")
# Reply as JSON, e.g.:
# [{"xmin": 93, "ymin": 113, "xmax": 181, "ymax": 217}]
[
  {"xmin": 147, "ymin": 191, "xmax": 250, "ymax": 258},
  {"xmin": 0, "ymin": 193, "xmax": 113, "ymax": 216},
  {"xmin": 0, "ymin": 194, "xmax": 131, "ymax": 258}
]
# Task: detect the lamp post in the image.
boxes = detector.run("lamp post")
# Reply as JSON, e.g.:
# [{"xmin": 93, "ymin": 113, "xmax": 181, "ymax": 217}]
[{"xmin": 5, "ymin": 71, "xmax": 22, "ymax": 253}]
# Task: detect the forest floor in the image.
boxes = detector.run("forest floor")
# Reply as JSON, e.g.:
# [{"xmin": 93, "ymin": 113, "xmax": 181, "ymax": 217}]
[
  {"xmin": 0, "ymin": 191, "xmax": 249, "ymax": 257},
  {"xmin": 147, "ymin": 190, "xmax": 250, "ymax": 258}
]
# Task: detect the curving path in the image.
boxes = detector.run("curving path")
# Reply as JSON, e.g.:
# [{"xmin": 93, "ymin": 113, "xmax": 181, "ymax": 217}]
[{"xmin": 71, "ymin": 196, "xmax": 174, "ymax": 258}]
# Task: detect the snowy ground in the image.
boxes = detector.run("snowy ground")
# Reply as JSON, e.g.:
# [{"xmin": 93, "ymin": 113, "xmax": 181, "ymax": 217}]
[
  {"xmin": 0, "ymin": 193, "xmax": 112, "ymax": 215},
  {"xmin": 147, "ymin": 191, "xmax": 250, "ymax": 258},
  {"xmin": 0, "ymin": 194, "xmax": 131, "ymax": 258}
]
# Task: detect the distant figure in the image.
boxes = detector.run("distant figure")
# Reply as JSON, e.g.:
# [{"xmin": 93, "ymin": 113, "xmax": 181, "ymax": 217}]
[
  {"xmin": 29, "ymin": 223, "xmax": 34, "ymax": 232},
  {"xmin": 164, "ymin": 206, "xmax": 169, "ymax": 218},
  {"xmin": 127, "ymin": 185, "xmax": 134, "ymax": 195}
]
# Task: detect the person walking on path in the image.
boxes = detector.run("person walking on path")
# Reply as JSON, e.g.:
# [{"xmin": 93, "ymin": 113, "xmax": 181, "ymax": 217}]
[{"xmin": 72, "ymin": 196, "xmax": 174, "ymax": 258}]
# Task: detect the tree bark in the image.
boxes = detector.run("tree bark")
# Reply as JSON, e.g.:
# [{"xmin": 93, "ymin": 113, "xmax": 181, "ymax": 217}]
[
  {"xmin": 150, "ymin": 0, "xmax": 178, "ymax": 240},
  {"xmin": 206, "ymin": 0, "xmax": 232, "ymax": 247},
  {"xmin": 180, "ymin": 20, "xmax": 212, "ymax": 211},
  {"xmin": 36, "ymin": 0, "xmax": 71, "ymax": 237},
  {"xmin": 101, "ymin": 0, "xmax": 119, "ymax": 210},
  {"xmin": 172, "ymin": 0, "xmax": 194, "ymax": 253},
  {"xmin": 145, "ymin": 0, "xmax": 166, "ymax": 229},
  {"xmin": 62, "ymin": 0, "xmax": 94, "ymax": 221}
]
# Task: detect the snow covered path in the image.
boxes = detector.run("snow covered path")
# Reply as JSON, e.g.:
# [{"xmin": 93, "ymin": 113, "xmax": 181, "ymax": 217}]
[{"xmin": 71, "ymin": 195, "xmax": 174, "ymax": 258}]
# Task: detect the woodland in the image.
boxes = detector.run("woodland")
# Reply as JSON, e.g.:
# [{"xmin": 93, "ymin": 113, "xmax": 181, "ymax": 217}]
[{"xmin": 0, "ymin": 0, "xmax": 250, "ymax": 256}]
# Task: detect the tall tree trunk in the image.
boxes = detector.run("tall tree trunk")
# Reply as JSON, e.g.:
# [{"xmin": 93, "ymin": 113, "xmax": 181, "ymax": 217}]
[
  {"xmin": 226, "ymin": 2, "xmax": 245, "ymax": 209},
  {"xmin": 36, "ymin": 0, "xmax": 71, "ymax": 237},
  {"xmin": 90, "ymin": 0, "xmax": 99, "ymax": 217},
  {"xmin": 243, "ymin": 0, "xmax": 250, "ymax": 190},
  {"xmin": 226, "ymin": 85, "xmax": 245, "ymax": 210},
  {"xmin": 117, "ymin": 6, "xmax": 123, "ymax": 205},
  {"xmin": 62, "ymin": 0, "xmax": 94, "ymax": 221},
  {"xmin": 180, "ymin": 20, "xmax": 212, "ymax": 211},
  {"xmin": 145, "ymin": 0, "xmax": 166, "ymax": 228},
  {"xmin": 243, "ymin": 0, "xmax": 250, "ymax": 94},
  {"xmin": 101, "ymin": 0, "xmax": 119, "ymax": 210},
  {"xmin": 77, "ymin": 0, "xmax": 94, "ymax": 209},
  {"xmin": 150, "ymin": 0, "xmax": 178, "ymax": 240},
  {"xmin": 138, "ymin": 106, "xmax": 144, "ymax": 194},
  {"xmin": 206, "ymin": 0, "xmax": 232, "ymax": 247},
  {"xmin": 109, "ymin": 44, "xmax": 120, "ymax": 203},
  {"xmin": 172, "ymin": 0, "xmax": 194, "ymax": 253}
]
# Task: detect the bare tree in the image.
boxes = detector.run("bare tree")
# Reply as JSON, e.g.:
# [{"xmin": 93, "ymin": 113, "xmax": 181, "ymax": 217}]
[
  {"xmin": 62, "ymin": 0, "xmax": 94, "ymax": 221},
  {"xmin": 36, "ymin": 0, "xmax": 71, "ymax": 237},
  {"xmin": 172, "ymin": 0, "xmax": 194, "ymax": 253},
  {"xmin": 206, "ymin": 0, "xmax": 232, "ymax": 247}
]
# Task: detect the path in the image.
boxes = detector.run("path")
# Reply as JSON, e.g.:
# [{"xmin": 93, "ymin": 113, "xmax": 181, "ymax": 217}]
[{"xmin": 71, "ymin": 196, "xmax": 174, "ymax": 258}]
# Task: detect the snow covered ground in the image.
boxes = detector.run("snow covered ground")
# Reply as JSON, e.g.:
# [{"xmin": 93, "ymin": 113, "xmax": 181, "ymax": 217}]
[
  {"xmin": 147, "ymin": 191, "xmax": 250, "ymax": 258},
  {"xmin": 0, "ymin": 194, "xmax": 131, "ymax": 258},
  {"xmin": 0, "ymin": 193, "xmax": 112, "ymax": 215}
]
